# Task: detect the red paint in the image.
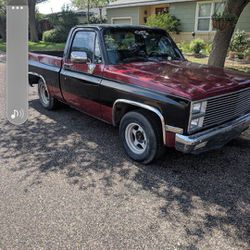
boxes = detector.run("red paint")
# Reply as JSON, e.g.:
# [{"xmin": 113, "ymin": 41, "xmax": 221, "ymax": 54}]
[
  {"xmin": 63, "ymin": 59, "xmax": 105, "ymax": 77},
  {"xmin": 48, "ymin": 85, "xmax": 63, "ymax": 100},
  {"xmin": 63, "ymin": 91, "xmax": 101, "ymax": 118},
  {"xmin": 29, "ymin": 53, "xmax": 62, "ymax": 67},
  {"xmin": 100, "ymin": 105, "xmax": 113, "ymax": 124},
  {"xmin": 30, "ymin": 52, "xmax": 250, "ymax": 102},
  {"xmin": 165, "ymin": 131, "xmax": 176, "ymax": 147},
  {"xmin": 47, "ymin": 85, "xmax": 55, "ymax": 95},
  {"xmin": 103, "ymin": 61, "xmax": 250, "ymax": 101}
]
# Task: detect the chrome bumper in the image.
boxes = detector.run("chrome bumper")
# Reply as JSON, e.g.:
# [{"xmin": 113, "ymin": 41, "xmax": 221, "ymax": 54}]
[{"xmin": 176, "ymin": 113, "xmax": 250, "ymax": 154}]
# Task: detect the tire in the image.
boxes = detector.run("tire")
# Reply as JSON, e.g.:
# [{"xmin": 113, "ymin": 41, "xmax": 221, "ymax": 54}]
[
  {"xmin": 38, "ymin": 79, "xmax": 58, "ymax": 110},
  {"xmin": 119, "ymin": 110, "xmax": 165, "ymax": 164}
]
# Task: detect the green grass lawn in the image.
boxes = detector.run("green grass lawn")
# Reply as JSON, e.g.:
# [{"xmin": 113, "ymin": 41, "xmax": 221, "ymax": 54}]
[
  {"xmin": 0, "ymin": 40, "xmax": 6, "ymax": 52},
  {"xmin": 0, "ymin": 40, "xmax": 65, "ymax": 52}
]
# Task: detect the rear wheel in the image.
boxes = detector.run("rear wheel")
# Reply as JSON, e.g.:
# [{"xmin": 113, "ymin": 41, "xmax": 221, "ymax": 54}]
[
  {"xmin": 38, "ymin": 80, "xmax": 58, "ymax": 110},
  {"xmin": 119, "ymin": 110, "xmax": 164, "ymax": 164}
]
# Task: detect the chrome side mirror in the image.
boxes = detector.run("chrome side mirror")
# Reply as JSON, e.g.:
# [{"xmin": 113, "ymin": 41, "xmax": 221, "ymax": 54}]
[{"xmin": 70, "ymin": 51, "xmax": 88, "ymax": 63}]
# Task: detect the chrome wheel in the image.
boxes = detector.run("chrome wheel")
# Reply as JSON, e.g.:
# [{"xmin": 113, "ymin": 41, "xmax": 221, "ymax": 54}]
[
  {"xmin": 125, "ymin": 123, "xmax": 148, "ymax": 154},
  {"xmin": 39, "ymin": 82, "xmax": 49, "ymax": 106}
]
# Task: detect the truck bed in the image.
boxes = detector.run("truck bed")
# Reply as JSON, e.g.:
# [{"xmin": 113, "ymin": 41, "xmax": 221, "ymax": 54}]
[
  {"xmin": 29, "ymin": 51, "xmax": 63, "ymax": 68},
  {"xmin": 30, "ymin": 50, "xmax": 64, "ymax": 57},
  {"xmin": 29, "ymin": 51, "xmax": 64, "ymax": 99}
]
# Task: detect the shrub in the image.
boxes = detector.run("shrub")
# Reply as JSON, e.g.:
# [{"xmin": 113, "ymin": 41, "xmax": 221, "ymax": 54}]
[
  {"xmin": 146, "ymin": 13, "xmax": 181, "ymax": 33},
  {"xmin": 43, "ymin": 28, "xmax": 67, "ymax": 43},
  {"xmin": 178, "ymin": 41, "xmax": 211, "ymax": 56},
  {"xmin": 190, "ymin": 39, "xmax": 206, "ymax": 55},
  {"xmin": 229, "ymin": 30, "xmax": 248, "ymax": 53},
  {"xmin": 178, "ymin": 42, "xmax": 191, "ymax": 54},
  {"xmin": 205, "ymin": 43, "xmax": 213, "ymax": 54}
]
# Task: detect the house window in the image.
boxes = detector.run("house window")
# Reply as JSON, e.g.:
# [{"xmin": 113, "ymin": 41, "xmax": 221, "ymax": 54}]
[
  {"xmin": 196, "ymin": 1, "xmax": 225, "ymax": 32},
  {"xmin": 197, "ymin": 3, "xmax": 212, "ymax": 31}
]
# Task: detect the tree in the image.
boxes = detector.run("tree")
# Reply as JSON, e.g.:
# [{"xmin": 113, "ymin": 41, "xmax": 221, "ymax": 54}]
[
  {"xmin": 208, "ymin": 0, "xmax": 250, "ymax": 68},
  {"xmin": 43, "ymin": 6, "xmax": 79, "ymax": 43},
  {"xmin": 95, "ymin": 0, "xmax": 108, "ymax": 21},
  {"xmin": 72, "ymin": 0, "xmax": 111, "ymax": 23},
  {"xmin": 0, "ymin": 0, "xmax": 47, "ymax": 42},
  {"xmin": 0, "ymin": 0, "xmax": 6, "ymax": 41},
  {"xmin": 28, "ymin": 0, "xmax": 48, "ymax": 42}
]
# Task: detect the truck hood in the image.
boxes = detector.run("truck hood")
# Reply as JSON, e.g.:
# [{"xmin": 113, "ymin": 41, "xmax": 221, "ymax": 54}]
[{"xmin": 104, "ymin": 61, "xmax": 250, "ymax": 101}]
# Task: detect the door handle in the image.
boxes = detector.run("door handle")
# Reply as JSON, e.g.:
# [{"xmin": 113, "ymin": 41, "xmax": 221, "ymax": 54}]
[{"xmin": 64, "ymin": 63, "xmax": 73, "ymax": 69}]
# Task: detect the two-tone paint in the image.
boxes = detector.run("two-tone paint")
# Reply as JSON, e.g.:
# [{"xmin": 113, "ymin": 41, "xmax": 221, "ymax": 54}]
[{"xmin": 29, "ymin": 25, "xmax": 250, "ymax": 148}]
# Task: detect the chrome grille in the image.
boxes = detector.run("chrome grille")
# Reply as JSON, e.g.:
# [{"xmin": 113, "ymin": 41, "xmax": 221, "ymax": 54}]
[{"xmin": 203, "ymin": 88, "xmax": 250, "ymax": 128}]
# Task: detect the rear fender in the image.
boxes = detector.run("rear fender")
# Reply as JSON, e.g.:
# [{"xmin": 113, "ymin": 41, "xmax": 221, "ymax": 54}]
[{"xmin": 28, "ymin": 72, "xmax": 46, "ymax": 87}]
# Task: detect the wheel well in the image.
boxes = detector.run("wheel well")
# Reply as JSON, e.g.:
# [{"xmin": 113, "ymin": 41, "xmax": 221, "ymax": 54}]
[
  {"xmin": 113, "ymin": 100, "xmax": 166, "ymax": 144},
  {"xmin": 29, "ymin": 74, "xmax": 39, "ymax": 86},
  {"xmin": 29, "ymin": 73, "xmax": 45, "ymax": 87},
  {"xmin": 113, "ymin": 102, "xmax": 165, "ymax": 145},
  {"xmin": 113, "ymin": 102, "xmax": 162, "ymax": 130},
  {"xmin": 113, "ymin": 102, "xmax": 138, "ymax": 126}
]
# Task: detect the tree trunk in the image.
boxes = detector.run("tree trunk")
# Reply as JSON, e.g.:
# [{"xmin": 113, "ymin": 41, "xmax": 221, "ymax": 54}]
[
  {"xmin": 28, "ymin": 0, "xmax": 39, "ymax": 42},
  {"xmin": 0, "ymin": 17, "xmax": 6, "ymax": 42},
  {"xmin": 99, "ymin": 8, "xmax": 102, "ymax": 23},
  {"xmin": 208, "ymin": 0, "xmax": 249, "ymax": 68},
  {"xmin": 87, "ymin": 0, "xmax": 90, "ymax": 24}
]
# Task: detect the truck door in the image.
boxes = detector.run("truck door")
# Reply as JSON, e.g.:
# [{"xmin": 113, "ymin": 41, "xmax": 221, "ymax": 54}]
[{"xmin": 60, "ymin": 29, "xmax": 104, "ymax": 118}]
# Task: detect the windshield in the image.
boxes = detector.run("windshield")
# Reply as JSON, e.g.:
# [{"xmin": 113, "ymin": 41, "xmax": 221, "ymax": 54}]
[{"xmin": 103, "ymin": 28, "xmax": 183, "ymax": 64}]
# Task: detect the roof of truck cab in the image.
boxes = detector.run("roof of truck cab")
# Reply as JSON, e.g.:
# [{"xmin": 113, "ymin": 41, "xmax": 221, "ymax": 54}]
[{"xmin": 73, "ymin": 24, "xmax": 165, "ymax": 31}]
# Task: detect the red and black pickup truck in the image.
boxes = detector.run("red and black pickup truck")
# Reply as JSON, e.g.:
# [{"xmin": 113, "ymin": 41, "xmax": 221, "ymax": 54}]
[{"xmin": 29, "ymin": 25, "xmax": 250, "ymax": 164}]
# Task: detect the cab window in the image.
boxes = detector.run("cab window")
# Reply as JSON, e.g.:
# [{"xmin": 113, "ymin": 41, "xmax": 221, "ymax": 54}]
[{"xmin": 71, "ymin": 31, "xmax": 102, "ymax": 64}]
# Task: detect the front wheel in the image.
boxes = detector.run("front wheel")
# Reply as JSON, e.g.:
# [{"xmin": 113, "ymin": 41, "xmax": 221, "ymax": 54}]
[
  {"xmin": 38, "ymin": 80, "xmax": 58, "ymax": 110},
  {"xmin": 119, "ymin": 110, "xmax": 164, "ymax": 164}
]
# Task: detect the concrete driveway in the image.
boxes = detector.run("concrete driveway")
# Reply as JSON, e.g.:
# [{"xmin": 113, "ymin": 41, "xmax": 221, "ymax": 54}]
[{"xmin": 0, "ymin": 62, "xmax": 249, "ymax": 250}]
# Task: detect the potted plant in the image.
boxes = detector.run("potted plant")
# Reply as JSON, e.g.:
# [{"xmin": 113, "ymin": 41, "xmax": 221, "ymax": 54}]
[{"xmin": 212, "ymin": 13, "xmax": 236, "ymax": 31}]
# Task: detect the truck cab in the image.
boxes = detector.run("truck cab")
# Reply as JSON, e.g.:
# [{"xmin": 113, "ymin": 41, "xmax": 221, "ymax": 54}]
[{"xmin": 29, "ymin": 25, "xmax": 250, "ymax": 164}]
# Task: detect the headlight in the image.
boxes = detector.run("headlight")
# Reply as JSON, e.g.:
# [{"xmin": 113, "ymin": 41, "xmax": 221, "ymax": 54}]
[
  {"xmin": 190, "ymin": 117, "xmax": 205, "ymax": 130},
  {"xmin": 189, "ymin": 101, "xmax": 207, "ymax": 132},
  {"xmin": 191, "ymin": 101, "xmax": 207, "ymax": 114}
]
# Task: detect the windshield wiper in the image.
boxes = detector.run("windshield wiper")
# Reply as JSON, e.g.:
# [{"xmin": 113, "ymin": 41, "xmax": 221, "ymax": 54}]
[
  {"xmin": 122, "ymin": 57, "xmax": 149, "ymax": 63},
  {"xmin": 149, "ymin": 53, "xmax": 179, "ymax": 61}
]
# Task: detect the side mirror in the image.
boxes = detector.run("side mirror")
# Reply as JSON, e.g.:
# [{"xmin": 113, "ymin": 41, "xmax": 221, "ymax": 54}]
[{"xmin": 70, "ymin": 51, "xmax": 88, "ymax": 63}]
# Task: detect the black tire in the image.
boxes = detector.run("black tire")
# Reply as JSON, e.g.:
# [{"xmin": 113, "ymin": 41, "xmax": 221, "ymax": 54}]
[
  {"xmin": 38, "ymin": 80, "xmax": 58, "ymax": 110},
  {"xmin": 119, "ymin": 110, "xmax": 165, "ymax": 164}
]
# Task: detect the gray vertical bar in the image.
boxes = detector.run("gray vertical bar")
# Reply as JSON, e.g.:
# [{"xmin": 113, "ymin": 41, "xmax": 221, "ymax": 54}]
[{"xmin": 6, "ymin": 0, "xmax": 28, "ymax": 125}]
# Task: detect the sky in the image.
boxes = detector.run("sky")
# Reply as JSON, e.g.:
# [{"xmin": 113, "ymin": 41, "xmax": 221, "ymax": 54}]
[{"xmin": 37, "ymin": 0, "xmax": 73, "ymax": 14}]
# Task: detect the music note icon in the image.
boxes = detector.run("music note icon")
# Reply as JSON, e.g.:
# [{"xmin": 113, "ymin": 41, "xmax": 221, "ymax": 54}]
[{"xmin": 11, "ymin": 110, "xmax": 18, "ymax": 119}]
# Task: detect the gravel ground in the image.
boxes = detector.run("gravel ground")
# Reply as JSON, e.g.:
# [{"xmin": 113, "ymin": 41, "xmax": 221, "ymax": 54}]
[{"xmin": 0, "ymin": 62, "xmax": 249, "ymax": 250}]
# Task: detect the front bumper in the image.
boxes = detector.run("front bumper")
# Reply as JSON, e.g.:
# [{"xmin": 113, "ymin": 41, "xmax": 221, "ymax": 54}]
[{"xmin": 175, "ymin": 113, "xmax": 250, "ymax": 154}]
